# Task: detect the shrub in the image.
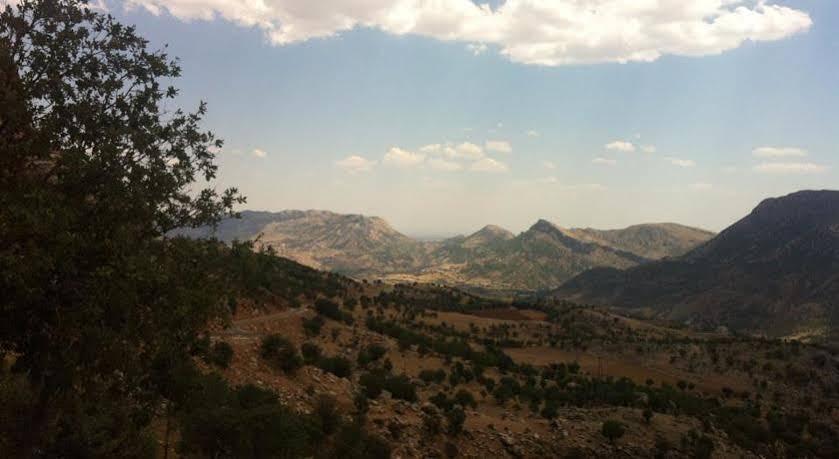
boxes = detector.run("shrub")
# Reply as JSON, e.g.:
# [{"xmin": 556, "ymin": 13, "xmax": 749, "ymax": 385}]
[
  {"xmin": 313, "ymin": 395, "xmax": 341, "ymax": 435},
  {"xmin": 207, "ymin": 341, "xmax": 234, "ymax": 368},
  {"xmin": 260, "ymin": 334, "xmax": 303, "ymax": 374},
  {"xmin": 318, "ymin": 356, "xmax": 353, "ymax": 379},
  {"xmin": 359, "ymin": 371, "xmax": 418, "ymax": 402},
  {"xmin": 454, "ymin": 389, "xmax": 477, "ymax": 409},
  {"xmin": 446, "ymin": 406, "xmax": 466, "ymax": 436},
  {"xmin": 422, "ymin": 406, "xmax": 442, "ymax": 437},
  {"xmin": 302, "ymin": 316, "xmax": 325, "ymax": 337},
  {"xmin": 358, "ymin": 344, "xmax": 388, "ymax": 366},
  {"xmin": 601, "ymin": 420, "xmax": 626, "ymax": 444},
  {"xmin": 331, "ymin": 420, "xmax": 392, "ymax": 459},
  {"xmin": 359, "ymin": 371, "xmax": 386, "ymax": 399},
  {"xmin": 301, "ymin": 342, "xmax": 322, "ymax": 365},
  {"xmin": 315, "ymin": 298, "xmax": 343, "ymax": 321}
]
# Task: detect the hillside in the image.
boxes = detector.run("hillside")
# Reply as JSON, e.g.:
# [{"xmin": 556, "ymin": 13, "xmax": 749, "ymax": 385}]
[
  {"xmin": 565, "ymin": 223, "xmax": 715, "ymax": 260},
  {"xmin": 201, "ymin": 250, "xmax": 839, "ymax": 458},
  {"xmin": 187, "ymin": 211, "xmax": 713, "ymax": 291},
  {"xmin": 556, "ymin": 190, "xmax": 839, "ymax": 340}
]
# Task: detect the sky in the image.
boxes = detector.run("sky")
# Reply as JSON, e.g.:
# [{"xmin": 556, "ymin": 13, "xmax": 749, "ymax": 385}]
[{"xmin": 95, "ymin": 1, "xmax": 839, "ymax": 237}]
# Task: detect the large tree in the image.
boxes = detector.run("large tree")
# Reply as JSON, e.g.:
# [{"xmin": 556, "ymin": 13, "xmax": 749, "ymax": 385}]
[{"xmin": 0, "ymin": 0, "xmax": 244, "ymax": 453}]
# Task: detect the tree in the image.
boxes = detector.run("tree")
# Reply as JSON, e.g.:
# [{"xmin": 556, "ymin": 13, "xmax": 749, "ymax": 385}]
[
  {"xmin": 601, "ymin": 420, "xmax": 626, "ymax": 444},
  {"xmin": 1, "ymin": 0, "xmax": 243, "ymax": 454}
]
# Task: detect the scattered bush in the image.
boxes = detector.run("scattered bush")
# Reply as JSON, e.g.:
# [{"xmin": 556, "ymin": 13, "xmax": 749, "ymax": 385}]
[
  {"xmin": 446, "ymin": 406, "xmax": 467, "ymax": 436},
  {"xmin": 318, "ymin": 356, "xmax": 353, "ymax": 379},
  {"xmin": 207, "ymin": 341, "xmax": 234, "ymax": 368},
  {"xmin": 301, "ymin": 342, "xmax": 322, "ymax": 365},
  {"xmin": 359, "ymin": 371, "xmax": 418, "ymax": 402},
  {"xmin": 303, "ymin": 316, "xmax": 325, "ymax": 337},
  {"xmin": 601, "ymin": 420, "xmax": 626, "ymax": 444},
  {"xmin": 260, "ymin": 334, "xmax": 303, "ymax": 374},
  {"xmin": 357, "ymin": 344, "xmax": 388, "ymax": 367}
]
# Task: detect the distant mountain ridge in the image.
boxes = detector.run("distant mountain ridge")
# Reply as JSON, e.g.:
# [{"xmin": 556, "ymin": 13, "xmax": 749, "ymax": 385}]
[
  {"xmin": 182, "ymin": 209, "xmax": 713, "ymax": 291},
  {"xmin": 555, "ymin": 190, "xmax": 839, "ymax": 340}
]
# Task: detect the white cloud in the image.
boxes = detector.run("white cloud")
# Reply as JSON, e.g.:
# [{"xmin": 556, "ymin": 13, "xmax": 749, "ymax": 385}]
[
  {"xmin": 592, "ymin": 157, "xmax": 617, "ymax": 166},
  {"xmin": 722, "ymin": 165, "xmax": 738, "ymax": 174},
  {"xmin": 605, "ymin": 141, "xmax": 635, "ymax": 153},
  {"xmin": 665, "ymin": 157, "xmax": 696, "ymax": 167},
  {"xmin": 419, "ymin": 144, "xmax": 442, "ymax": 154},
  {"xmin": 466, "ymin": 43, "xmax": 487, "ymax": 55},
  {"xmin": 383, "ymin": 147, "xmax": 426, "ymax": 168},
  {"xmin": 449, "ymin": 142, "xmax": 484, "ymax": 160},
  {"xmin": 428, "ymin": 158, "xmax": 463, "ymax": 172},
  {"xmin": 752, "ymin": 146, "xmax": 808, "ymax": 158},
  {"xmin": 542, "ymin": 161, "xmax": 556, "ymax": 170},
  {"xmin": 689, "ymin": 182, "xmax": 713, "ymax": 191},
  {"xmin": 420, "ymin": 141, "xmax": 485, "ymax": 161},
  {"xmin": 126, "ymin": 1, "xmax": 812, "ymax": 67},
  {"xmin": 335, "ymin": 155, "xmax": 376, "ymax": 174},
  {"xmin": 470, "ymin": 157, "xmax": 509, "ymax": 173},
  {"xmin": 527, "ymin": 130, "xmax": 540, "ymax": 137},
  {"xmin": 486, "ymin": 140, "xmax": 512, "ymax": 154},
  {"xmin": 641, "ymin": 145, "xmax": 657, "ymax": 154},
  {"xmin": 252, "ymin": 148, "xmax": 267, "ymax": 158},
  {"xmin": 753, "ymin": 162, "xmax": 828, "ymax": 174},
  {"xmin": 536, "ymin": 176, "xmax": 559, "ymax": 184}
]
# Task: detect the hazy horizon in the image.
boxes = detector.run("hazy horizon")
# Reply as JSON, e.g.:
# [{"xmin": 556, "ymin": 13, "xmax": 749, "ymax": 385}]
[{"xmin": 106, "ymin": 0, "xmax": 838, "ymax": 236}]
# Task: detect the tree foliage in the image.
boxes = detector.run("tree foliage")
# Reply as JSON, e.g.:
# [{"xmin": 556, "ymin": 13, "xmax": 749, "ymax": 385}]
[{"xmin": 0, "ymin": 0, "xmax": 243, "ymax": 453}]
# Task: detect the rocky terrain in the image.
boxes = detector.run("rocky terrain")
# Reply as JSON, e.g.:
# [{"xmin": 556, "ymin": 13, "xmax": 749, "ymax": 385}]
[
  {"xmin": 556, "ymin": 190, "xmax": 839, "ymax": 341},
  {"xmin": 197, "ymin": 254, "xmax": 839, "ymax": 458},
  {"xmin": 183, "ymin": 210, "xmax": 713, "ymax": 291}
]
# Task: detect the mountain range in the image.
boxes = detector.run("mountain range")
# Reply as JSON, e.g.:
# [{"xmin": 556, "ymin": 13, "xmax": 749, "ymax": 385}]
[
  {"xmin": 556, "ymin": 190, "xmax": 839, "ymax": 340},
  {"xmin": 183, "ymin": 211, "xmax": 714, "ymax": 291}
]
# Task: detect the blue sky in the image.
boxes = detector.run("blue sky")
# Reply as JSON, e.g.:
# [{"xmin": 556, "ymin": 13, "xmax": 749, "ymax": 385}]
[{"xmin": 107, "ymin": 0, "xmax": 837, "ymax": 236}]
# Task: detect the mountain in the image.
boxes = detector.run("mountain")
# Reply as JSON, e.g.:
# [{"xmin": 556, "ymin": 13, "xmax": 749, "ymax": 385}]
[
  {"xmin": 432, "ymin": 219, "xmax": 649, "ymax": 290},
  {"xmin": 184, "ymin": 210, "xmax": 713, "ymax": 291},
  {"xmin": 564, "ymin": 223, "xmax": 715, "ymax": 260},
  {"xmin": 555, "ymin": 190, "xmax": 839, "ymax": 340}
]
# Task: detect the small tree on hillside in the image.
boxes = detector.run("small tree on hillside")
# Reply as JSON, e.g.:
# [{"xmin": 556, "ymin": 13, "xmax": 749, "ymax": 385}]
[{"xmin": 601, "ymin": 420, "xmax": 626, "ymax": 444}]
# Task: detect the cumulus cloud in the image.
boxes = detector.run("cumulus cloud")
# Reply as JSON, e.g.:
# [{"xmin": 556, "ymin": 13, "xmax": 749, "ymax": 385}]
[
  {"xmin": 486, "ymin": 140, "xmax": 512, "ymax": 154},
  {"xmin": 125, "ymin": 1, "xmax": 812, "ymax": 66},
  {"xmin": 641, "ymin": 145, "xmax": 657, "ymax": 154},
  {"xmin": 752, "ymin": 146, "xmax": 808, "ymax": 158},
  {"xmin": 447, "ymin": 142, "xmax": 484, "ymax": 160},
  {"xmin": 665, "ymin": 157, "xmax": 696, "ymax": 167},
  {"xmin": 543, "ymin": 161, "xmax": 556, "ymax": 170},
  {"xmin": 593, "ymin": 157, "xmax": 617, "ymax": 166},
  {"xmin": 605, "ymin": 141, "xmax": 635, "ymax": 153},
  {"xmin": 383, "ymin": 147, "xmax": 426, "ymax": 167},
  {"xmin": 252, "ymin": 148, "xmax": 267, "ymax": 158},
  {"xmin": 527, "ymin": 130, "xmax": 540, "ymax": 137},
  {"xmin": 470, "ymin": 157, "xmax": 509, "ymax": 173},
  {"xmin": 335, "ymin": 155, "xmax": 376, "ymax": 173},
  {"xmin": 754, "ymin": 162, "xmax": 827, "ymax": 174},
  {"xmin": 428, "ymin": 158, "xmax": 463, "ymax": 172},
  {"xmin": 466, "ymin": 43, "xmax": 487, "ymax": 55}
]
